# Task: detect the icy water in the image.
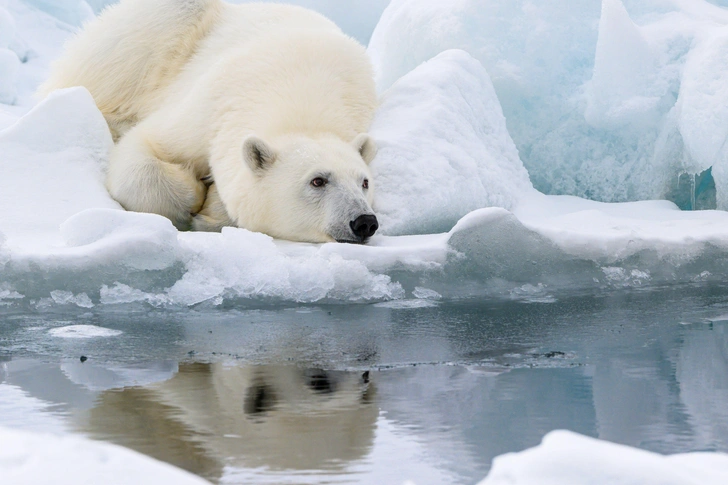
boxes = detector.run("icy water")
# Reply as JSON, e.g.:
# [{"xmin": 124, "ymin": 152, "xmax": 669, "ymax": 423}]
[{"xmin": 2, "ymin": 285, "xmax": 728, "ymax": 485}]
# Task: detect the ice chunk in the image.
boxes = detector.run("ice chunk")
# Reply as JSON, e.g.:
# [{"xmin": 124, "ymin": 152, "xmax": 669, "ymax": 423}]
[
  {"xmin": 677, "ymin": 26, "xmax": 728, "ymax": 208},
  {"xmin": 370, "ymin": 50, "xmax": 533, "ymax": 235},
  {"xmin": 49, "ymin": 290, "xmax": 94, "ymax": 307},
  {"xmin": 0, "ymin": 87, "xmax": 117, "ymax": 250},
  {"xmin": 585, "ymin": 0, "xmax": 659, "ymax": 128},
  {"xmin": 3, "ymin": 86, "xmax": 111, "ymax": 156},
  {"xmin": 21, "ymin": 0, "xmax": 93, "ymax": 27},
  {"xmin": 0, "ymin": 426, "xmax": 212, "ymax": 485},
  {"xmin": 60, "ymin": 210, "xmax": 179, "ymax": 271},
  {"xmin": 48, "ymin": 324, "xmax": 121, "ymax": 338},
  {"xmin": 170, "ymin": 229, "xmax": 405, "ymax": 305},
  {"xmin": 479, "ymin": 430, "xmax": 728, "ymax": 485}
]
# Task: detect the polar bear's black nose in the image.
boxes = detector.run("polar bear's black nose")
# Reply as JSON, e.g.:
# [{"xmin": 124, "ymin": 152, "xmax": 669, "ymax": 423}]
[{"xmin": 351, "ymin": 215, "xmax": 379, "ymax": 240}]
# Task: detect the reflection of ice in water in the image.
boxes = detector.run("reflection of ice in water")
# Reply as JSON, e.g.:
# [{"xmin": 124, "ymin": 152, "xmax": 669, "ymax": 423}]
[
  {"xmin": 2, "ymin": 290, "xmax": 728, "ymax": 484},
  {"xmin": 677, "ymin": 323, "xmax": 728, "ymax": 450}
]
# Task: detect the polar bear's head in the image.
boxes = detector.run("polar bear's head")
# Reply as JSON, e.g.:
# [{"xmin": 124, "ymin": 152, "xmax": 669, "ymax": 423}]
[{"xmin": 239, "ymin": 133, "xmax": 379, "ymax": 244}]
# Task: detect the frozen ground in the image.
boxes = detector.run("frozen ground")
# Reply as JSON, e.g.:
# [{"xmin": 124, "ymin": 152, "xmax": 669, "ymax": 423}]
[{"xmin": 2, "ymin": 0, "xmax": 728, "ymax": 483}]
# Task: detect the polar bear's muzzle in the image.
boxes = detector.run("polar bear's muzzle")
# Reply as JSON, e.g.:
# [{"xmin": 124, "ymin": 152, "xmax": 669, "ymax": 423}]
[
  {"xmin": 332, "ymin": 213, "xmax": 379, "ymax": 244},
  {"xmin": 349, "ymin": 215, "xmax": 379, "ymax": 242}
]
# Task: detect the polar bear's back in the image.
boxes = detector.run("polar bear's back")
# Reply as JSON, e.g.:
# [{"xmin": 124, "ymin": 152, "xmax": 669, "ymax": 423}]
[{"xmin": 40, "ymin": 0, "xmax": 345, "ymax": 140}]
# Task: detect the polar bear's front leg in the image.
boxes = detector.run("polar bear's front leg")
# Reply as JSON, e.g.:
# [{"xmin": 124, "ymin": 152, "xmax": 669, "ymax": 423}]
[
  {"xmin": 106, "ymin": 127, "xmax": 206, "ymax": 230},
  {"xmin": 191, "ymin": 183, "xmax": 235, "ymax": 232}
]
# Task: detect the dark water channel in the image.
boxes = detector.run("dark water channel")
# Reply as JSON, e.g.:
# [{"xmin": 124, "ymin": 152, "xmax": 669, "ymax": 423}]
[{"xmin": 1, "ymin": 285, "xmax": 728, "ymax": 484}]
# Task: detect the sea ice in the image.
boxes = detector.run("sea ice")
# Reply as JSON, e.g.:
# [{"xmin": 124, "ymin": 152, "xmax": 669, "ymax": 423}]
[
  {"xmin": 0, "ymin": 426, "xmax": 212, "ymax": 485},
  {"xmin": 48, "ymin": 324, "xmax": 122, "ymax": 338},
  {"xmin": 3, "ymin": 81, "xmax": 728, "ymax": 305},
  {"xmin": 479, "ymin": 430, "xmax": 728, "ymax": 485}
]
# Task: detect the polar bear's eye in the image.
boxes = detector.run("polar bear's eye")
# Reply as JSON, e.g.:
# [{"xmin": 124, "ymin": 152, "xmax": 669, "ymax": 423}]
[
  {"xmin": 362, "ymin": 179, "xmax": 369, "ymax": 190},
  {"xmin": 311, "ymin": 177, "xmax": 327, "ymax": 188}
]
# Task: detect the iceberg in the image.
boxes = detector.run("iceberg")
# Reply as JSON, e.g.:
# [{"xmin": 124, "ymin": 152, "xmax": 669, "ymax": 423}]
[
  {"xmin": 369, "ymin": 0, "xmax": 728, "ymax": 208},
  {"xmin": 371, "ymin": 49, "xmax": 533, "ymax": 235}
]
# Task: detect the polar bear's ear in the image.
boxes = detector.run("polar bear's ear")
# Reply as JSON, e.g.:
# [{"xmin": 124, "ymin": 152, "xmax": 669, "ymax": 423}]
[
  {"xmin": 352, "ymin": 133, "xmax": 377, "ymax": 165},
  {"xmin": 243, "ymin": 136, "xmax": 277, "ymax": 175}
]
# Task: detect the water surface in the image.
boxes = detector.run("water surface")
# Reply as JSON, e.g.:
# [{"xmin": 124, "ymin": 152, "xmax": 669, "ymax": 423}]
[{"xmin": 1, "ymin": 285, "xmax": 728, "ymax": 484}]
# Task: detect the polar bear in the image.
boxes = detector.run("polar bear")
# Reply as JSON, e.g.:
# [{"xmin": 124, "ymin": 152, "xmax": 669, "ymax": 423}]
[{"xmin": 40, "ymin": 0, "xmax": 380, "ymax": 243}]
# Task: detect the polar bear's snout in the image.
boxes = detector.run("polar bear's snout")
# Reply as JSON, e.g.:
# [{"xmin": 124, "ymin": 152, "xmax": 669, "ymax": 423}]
[{"xmin": 350, "ymin": 214, "xmax": 378, "ymax": 242}]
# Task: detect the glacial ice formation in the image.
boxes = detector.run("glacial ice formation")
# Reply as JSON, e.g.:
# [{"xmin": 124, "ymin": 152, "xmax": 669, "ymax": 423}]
[{"xmin": 369, "ymin": 0, "xmax": 728, "ymax": 208}]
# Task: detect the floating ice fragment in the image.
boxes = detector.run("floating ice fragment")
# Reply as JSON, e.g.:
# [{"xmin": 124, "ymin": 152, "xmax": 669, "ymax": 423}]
[
  {"xmin": 99, "ymin": 283, "xmax": 170, "ymax": 307},
  {"xmin": 412, "ymin": 287, "xmax": 441, "ymax": 300},
  {"xmin": 49, "ymin": 290, "xmax": 94, "ymax": 308},
  {"xmin": 373, "ymin": 300, "xmax": 438, "ymax": 309},
  {"xmin": 48, "ymin": 325, "xmax": 122, "ymax": 339}
]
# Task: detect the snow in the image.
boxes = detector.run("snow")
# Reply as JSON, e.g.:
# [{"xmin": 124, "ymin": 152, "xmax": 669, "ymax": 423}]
[
  {"xmin": 0, "ymin": 426, "xmax": 212, "ymax": 485},
  {"xmin": 478, "ymin": 430, "xmax": 728, "ymax": 485}
]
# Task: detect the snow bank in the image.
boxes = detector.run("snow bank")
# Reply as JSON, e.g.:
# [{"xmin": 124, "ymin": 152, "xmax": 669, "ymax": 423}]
[
  {"xmin": 0, "ymin": 426, "xmax": 211, "ymax": 485},
  {"xmin": 370, "ymin": 50, "xmax": 533, "ymax": 235},
  {"xmin": 479, "ymin": 430, "xmax": 728, "ymax": 485}
]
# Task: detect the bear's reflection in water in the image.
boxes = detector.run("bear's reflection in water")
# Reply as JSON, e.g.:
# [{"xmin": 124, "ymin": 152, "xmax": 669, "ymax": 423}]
[{"xmin": 79, "ymin": 364, "xmax": 377, "ymax": 482}]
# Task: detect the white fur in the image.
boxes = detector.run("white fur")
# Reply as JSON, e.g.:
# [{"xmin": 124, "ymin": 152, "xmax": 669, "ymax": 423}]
[{"xmin": 41, "ymin": 0, "xmax": 379, "ymax": 242}]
